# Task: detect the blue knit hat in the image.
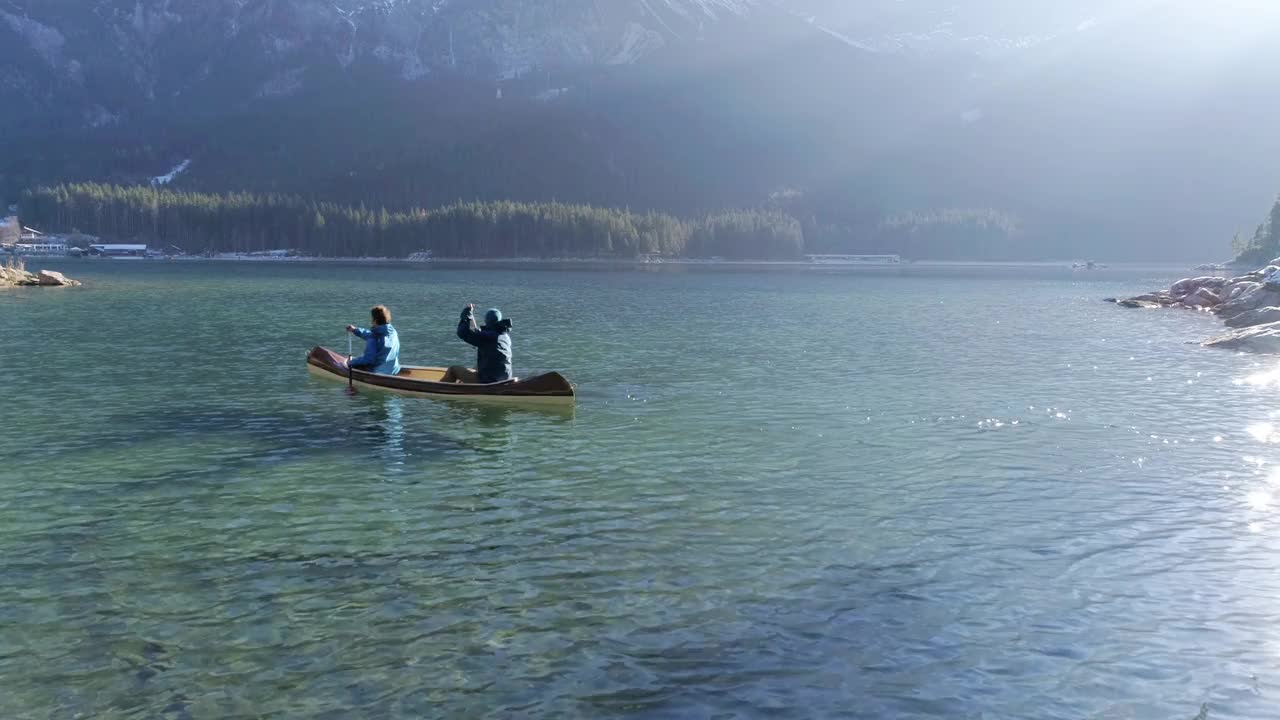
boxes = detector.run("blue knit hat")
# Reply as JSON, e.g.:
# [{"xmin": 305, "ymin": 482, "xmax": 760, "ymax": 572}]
[{"xmin": 484, "ymin": 308, "xmax": 502, "ymax": 326}]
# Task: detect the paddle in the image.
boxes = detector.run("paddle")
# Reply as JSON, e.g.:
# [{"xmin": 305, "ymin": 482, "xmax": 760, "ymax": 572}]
[{"xmin": 346, "ymin": 332, "xmax": 357, "ymax": 395}]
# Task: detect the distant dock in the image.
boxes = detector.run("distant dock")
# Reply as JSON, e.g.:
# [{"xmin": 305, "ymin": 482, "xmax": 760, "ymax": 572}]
[{"xmin": 805, "ymin": 254, "xmax": 902, "ymax": 265}]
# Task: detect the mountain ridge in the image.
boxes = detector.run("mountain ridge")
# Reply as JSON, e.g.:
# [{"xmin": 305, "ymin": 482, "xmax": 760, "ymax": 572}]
[{"xmin": 3, "ymin": 0, "xmax": 1280, "ymax": 261}]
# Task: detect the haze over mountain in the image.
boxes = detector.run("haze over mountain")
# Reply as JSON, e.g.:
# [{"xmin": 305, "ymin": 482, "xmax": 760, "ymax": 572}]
[{"xmin": 3, "ymin": 0, "xmax": 1278, "ymax": 260}]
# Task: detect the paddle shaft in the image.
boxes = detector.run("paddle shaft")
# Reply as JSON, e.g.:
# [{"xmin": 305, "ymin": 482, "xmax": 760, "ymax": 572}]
[{"xmin": 347, "ymin": 334, "xmax": 354, "ymax": 390}]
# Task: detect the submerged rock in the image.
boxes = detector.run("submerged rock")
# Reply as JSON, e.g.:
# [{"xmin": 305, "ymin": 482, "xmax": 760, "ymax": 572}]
[
  {"xmin": 1118, "ymin": 298, "xmax": 1166, "ymax": 309},
  {"xmin": 1204, "ymin": 322, "xmax": 1280, "ymax": 353},
  {"xmin": 1115, "ymin": 291, "xmax": 1177, "ymax": 308}
]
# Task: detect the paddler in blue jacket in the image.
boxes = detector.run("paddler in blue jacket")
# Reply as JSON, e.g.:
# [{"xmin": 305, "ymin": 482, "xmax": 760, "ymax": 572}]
[
  {"xmin": 346, "ymin": 305, "xmax": 402, "ymax": 375},
  {"xmin": 441, "ymin": 304, "xmax": 513, "ymax": 384}
]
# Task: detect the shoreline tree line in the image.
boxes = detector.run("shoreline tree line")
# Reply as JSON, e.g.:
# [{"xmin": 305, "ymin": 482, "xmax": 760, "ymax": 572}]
[
  {"xmin": 1233, "ymin": 195, "xmax": 1280, "ymax": 266},
  {"xmin": 19, "ymin": 183, "xmax": 1017, "ymax": 260}
]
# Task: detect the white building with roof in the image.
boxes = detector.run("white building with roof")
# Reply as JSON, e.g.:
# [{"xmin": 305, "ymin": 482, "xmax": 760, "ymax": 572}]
[{"xmin": 89, "ymin": 244, "xmax": 148, "ymax": 257}]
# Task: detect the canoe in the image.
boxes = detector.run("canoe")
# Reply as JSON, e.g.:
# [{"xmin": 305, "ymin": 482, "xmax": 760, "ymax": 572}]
[{"xmin": 306, "ymin": 346, "xmax": 575, "ymax": 405}]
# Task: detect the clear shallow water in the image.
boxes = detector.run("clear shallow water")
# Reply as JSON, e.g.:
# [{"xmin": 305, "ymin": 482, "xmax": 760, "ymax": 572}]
[{"xmin": 3, "ymin": 261, "xmax": 1280, "ymax": 718}]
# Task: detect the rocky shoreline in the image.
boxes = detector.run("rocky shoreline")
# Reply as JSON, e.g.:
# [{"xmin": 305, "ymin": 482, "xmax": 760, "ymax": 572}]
[
  {"xmin": 0, "ymin": 265, "xmax": 81, "ymax": 288},
  {"xmin": 1109, "ymin": 260, "xmax": 1280, "ymax": 352}
]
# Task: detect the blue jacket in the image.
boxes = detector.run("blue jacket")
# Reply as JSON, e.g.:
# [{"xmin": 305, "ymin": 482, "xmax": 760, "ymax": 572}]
[
  {"xmin": 350, "ymin": 324, "xmax": 401, "ymax": 376},
  {"xmin": 457, "ymin": 308, "xmax": 512, "ymax": 383}
]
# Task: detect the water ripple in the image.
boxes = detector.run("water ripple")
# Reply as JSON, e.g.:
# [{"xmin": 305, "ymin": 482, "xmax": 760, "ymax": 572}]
[{"xmin": 2, "ymin": 264, "xmax": 1279, "ymax": 717}]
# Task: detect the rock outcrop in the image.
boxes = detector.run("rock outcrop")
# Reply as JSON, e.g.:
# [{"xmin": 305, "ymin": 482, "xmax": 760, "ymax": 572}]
[
  {"xmin": 1110, "ymin": 258, "xmax": 1280, "ymax": 353},
  {"xmin": 1204, "ymin": 322, "xmax": 1280, "ymax": 354},
  {"xmin": 0, "ymin": 264, "xmax": 81, "ymax": 288},
  {"xmin": 1218, "ymin": 287, "xmax": 1280, "ymax": 317},
  {"xmin": 1171, "ymin": 276, "xmax": 1227, "ymax": 297},
  {"xmin": 1109, "ymin": 291, "xmax": 1177, "ymax": 308},
  {"xmin": 36, "ymin": 269, "xmax": 75, "ymax": 286},
  {"xmin": 1181, "ymin": 287, "xmax": 1222, "ymax": 308},
  {"xmin": 1115, "ymin": 275, "xmax": 1229, "ymax": 311},
  {"xmin": 1222, "ymin": 280, "xmax": 1263, "ymax": 303},
  {"xmin": 1224, "ymin": 306, "xmax": 1280, "ymax": 328}
]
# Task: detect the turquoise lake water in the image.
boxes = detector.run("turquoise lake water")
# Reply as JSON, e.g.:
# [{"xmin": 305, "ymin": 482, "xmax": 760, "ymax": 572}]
[{"xmin": 3, "ymin": 261, "xmax": 1280, "ymax": 718}]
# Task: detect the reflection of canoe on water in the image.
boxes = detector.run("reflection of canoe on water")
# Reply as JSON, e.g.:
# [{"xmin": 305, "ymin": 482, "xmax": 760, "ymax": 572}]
[{"xmin": 307, "ymin": 346, "xmax": 576, "ymax": 405}]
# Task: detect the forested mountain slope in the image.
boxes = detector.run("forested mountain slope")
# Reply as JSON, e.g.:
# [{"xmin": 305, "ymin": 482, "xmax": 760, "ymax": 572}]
[{"xmin": 3, "ymin": 0, "xmax": 1278, "ymax": 260}]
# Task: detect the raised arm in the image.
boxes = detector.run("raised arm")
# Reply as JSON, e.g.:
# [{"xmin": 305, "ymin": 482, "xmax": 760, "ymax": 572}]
[{"xmin": 456, "ymin": 305, "xmax": 498, "ymax": 348}]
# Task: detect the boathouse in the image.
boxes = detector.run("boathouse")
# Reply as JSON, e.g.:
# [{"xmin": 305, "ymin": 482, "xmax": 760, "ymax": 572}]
[{"xmin": 89, "ymin": 244, "xmax": 148, "ymax": 257}]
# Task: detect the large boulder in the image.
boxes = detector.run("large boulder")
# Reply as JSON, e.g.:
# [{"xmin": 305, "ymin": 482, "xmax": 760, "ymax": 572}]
[
  {"xmin": 1181, "ymin": 287, "xmax": 1222, "ymax": 308},
  {"xmin": 1265, "ymin": 266, "xmax": 1280, "ymax": 290},
  {"xmin": 1224, "ymin": 306, "xmax": 1280, "ymax": 328},
  {"xmin": 36, "ymin": 270, "xmax": 76, "ymax": 286},
  {"xmin": 1223, "ymin": 280, "xmax": 1263, "ymax": 302},
  {"xmin": 1171, "ymin": 276, "xmax": 1227, "ymax": 298},
  {"xmin": 1205, "ymin": 321, "xmax": 1280, "ymax": 353},
  {"xmin": 1216, "ymin": 285, "xmax": 1280, "ymax": 317}
]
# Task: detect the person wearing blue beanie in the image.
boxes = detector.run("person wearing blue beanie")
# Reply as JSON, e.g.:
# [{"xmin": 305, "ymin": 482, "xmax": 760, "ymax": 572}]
[{"xmin": 441, "ymin": 303, "xmax": 514, "ymax": 384}]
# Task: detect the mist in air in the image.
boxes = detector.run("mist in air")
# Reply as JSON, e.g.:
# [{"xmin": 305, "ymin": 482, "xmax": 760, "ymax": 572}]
[
  {"xmin": 745, "ymin": 0, "xmax": 1280, "ymax": 261},
  {"xmin": 3, "ymin": 0, "xmax": 1279, "ymax": 261}
]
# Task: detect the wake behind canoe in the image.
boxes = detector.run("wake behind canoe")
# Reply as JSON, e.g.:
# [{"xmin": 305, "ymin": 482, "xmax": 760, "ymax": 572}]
[{"xmin": 306, "ymin": 346, "xmax": 575, "ymax": 405}]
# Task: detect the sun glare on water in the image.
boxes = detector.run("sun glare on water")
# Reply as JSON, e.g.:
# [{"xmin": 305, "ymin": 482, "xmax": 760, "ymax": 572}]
[
  {"xmin": 1234, "ymin": 364, "xmax": 1280, "ymax": 388},
  {"xmin": 1246, "ymin": 423, "xmax": 1279, "ymax": 443},
  {"xmin": 1247, "ymin": 490, "xmax": 1273, "ymax": 511}
]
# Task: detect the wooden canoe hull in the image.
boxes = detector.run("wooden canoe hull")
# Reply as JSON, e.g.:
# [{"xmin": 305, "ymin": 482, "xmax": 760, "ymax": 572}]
[{"xmin": 306, "ymin": 347, "xmax": 576, "ymax": 405}]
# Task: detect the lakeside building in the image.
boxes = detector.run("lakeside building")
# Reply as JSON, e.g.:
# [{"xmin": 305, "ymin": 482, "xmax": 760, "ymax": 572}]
[
  {"xmin": 805, "ymin": 254, "xmax": 902, "ymax": 265},
  {"xmin": 12, "ymin": 241, "xmax": 69, "ymax": 257},
  {"xmin": 4, "ymin": 224, "xmax": 69, "ymax": 256},
  {"xmin": 89, "ymin": 244, "xmax": 148, "ymax": 257}
]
